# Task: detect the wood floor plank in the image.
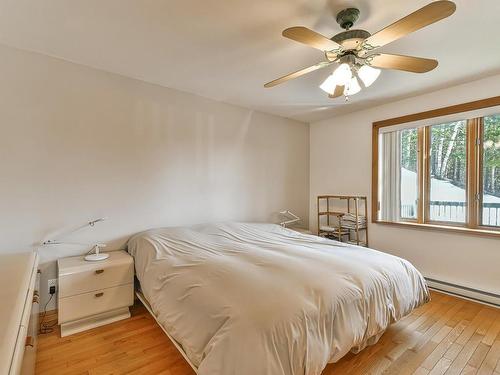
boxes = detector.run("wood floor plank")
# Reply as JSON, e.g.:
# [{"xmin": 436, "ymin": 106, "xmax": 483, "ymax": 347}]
[
  {"xmin": 477, "ymin": 309, "xmax": 498, "ymax": 336},
  {"xmin": 483, "ymin": 315, "xmax": 500, "ymax": 346},
  {"xmin": 382, "ymin": 339, "xmax": 439, "ymax": 375},
  {"xmin": 382, "ymin": 301, "xmax": 471, "ymax": 375},
  {"xmin": 422, "ymin": 321, "xmax": 469, "ymax": 370},
  {"xmin": 456, "ymin": 309, "xmax": 490, "ymax": 346},
  {"xmin": 35, "ymin": 291, "xmax": 499, "ymax": 375},
  {"xmin": 445, "ymin": 343, "xmax": 465, "ymax": 361},
  {"xmin": 477, "ymin": 340, "xmax": 500, "ymax": 375},
  {"xmin": 468, "ymin": 343, "xmax": 493, "ymax": 370},
  {"xmin": 415, "ymin": 367, "xmax": 430, "ymax": 375},
  {"xmin": 429, "ymin": 357, "xmax": 453, "ymax": 375},
  {"xmin": 444, "ymin": 333, "xmax": 484, "ymax": 375},
  {"xmin": 460, "ymin": 364, "xmax": 478, "ymax": 375},
  {"xmin": 386, "ymin": 295, "xmax": 461, "ymax": 363},
  {"xmin": 411, "ymin": 300, "xmax": 467, "ymax": 352}
]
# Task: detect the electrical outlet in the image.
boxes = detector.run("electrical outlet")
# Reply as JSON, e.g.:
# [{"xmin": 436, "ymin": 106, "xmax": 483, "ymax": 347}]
[{"xmin": 48, "ymin": 279, "xmax": 57, "ymax": 294}]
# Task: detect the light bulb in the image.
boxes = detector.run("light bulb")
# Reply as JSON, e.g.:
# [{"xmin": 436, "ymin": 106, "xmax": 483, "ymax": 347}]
[
  {"xmin": 358, "ymin": 65, "xmax": 381, "ymax": 87},
  {"xmin": 319, "ymin": 63, "xmax": 352, "ymax": 94},
  {"xmin": 343, "ymin": 76, "xmax": 361, "ymax": 96}
]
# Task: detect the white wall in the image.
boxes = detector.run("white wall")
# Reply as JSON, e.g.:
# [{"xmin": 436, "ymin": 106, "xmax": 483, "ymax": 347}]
[
  {"xmin": 0, "ymin": 44, "xmax": 309, "ymax": 309},
  {"xmin": 310, "ymin": 74, "xmax": 500, "ymax": 295}
]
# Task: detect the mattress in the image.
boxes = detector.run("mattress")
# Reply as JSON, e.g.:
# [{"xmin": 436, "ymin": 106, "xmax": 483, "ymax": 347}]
[{"xmin": 127, "ymin": 222, "xmax": 429, "ymax": 375}]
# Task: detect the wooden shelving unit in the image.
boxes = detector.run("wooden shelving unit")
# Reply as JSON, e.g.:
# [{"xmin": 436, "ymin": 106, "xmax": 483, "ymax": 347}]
[{"xmin": 317, "ymin": 195, "xmax": 368, "ymax": 247}]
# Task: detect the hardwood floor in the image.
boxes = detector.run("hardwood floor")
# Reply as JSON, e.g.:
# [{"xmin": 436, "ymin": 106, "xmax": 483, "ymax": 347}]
[{"xmin": 36, "ymin": 291, "xmax": 500, "ymax": 375}]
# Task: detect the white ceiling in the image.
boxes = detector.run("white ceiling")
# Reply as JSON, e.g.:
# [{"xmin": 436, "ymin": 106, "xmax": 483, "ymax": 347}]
[{"xmin": 0, "ymin": 0, "xmax": 499, "ymax": 123}]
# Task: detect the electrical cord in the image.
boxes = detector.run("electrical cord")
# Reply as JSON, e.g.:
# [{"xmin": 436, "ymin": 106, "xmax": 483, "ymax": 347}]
[{"xmin": 39, "ymin": 293, "xmax": 57, "ymax": 334}]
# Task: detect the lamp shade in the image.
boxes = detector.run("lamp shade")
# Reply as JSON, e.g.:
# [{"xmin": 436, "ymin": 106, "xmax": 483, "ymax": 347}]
[
  {"xmin": 344, "ymin": 76, "xmax": 361, "ymax": 96},
  {"xmin": 319, "ymin": 63, "xmax": 352, "ymax": 94},
  {"xmin": 358, "ymin": 65, "xmax": 381, "ymax": 87},
  {"xmin": 319, "ymin": 74, "xmax": 338, "ymax": 94},
  {"xmin": 332, "ymin": 63, "xmax": 352, "ymax": 86}
]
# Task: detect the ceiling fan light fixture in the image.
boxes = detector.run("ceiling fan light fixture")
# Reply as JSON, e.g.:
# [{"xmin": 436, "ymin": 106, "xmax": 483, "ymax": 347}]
[
  {"xmin": 358, "ymin": 65, "xmax": 381, "ymax": 87},
  {"xmin": 267, "ymin": 2, "xmax": 456, "ymax": 102},
  {"xmin": 319, "ymin": 63, "xmax": 352, "ymax": 94},
  {"xmin": 344, "ymin": 76, "xmax": 361, "ymax": 96}
]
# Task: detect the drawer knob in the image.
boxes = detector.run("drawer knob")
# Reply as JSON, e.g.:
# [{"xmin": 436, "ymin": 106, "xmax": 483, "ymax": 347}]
[
  {"xmin": 95, "ymin": 292, "xmax": 104, "ymax": 298},
  {"xmin": 95, "ymin": 269, "xmax": 104, "ymax": 275},
  {"xmin": 25, "ymin": 336, "xmax": 34, "ymax": 347}
]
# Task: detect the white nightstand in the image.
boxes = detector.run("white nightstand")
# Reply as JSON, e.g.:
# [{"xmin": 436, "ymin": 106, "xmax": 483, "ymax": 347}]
[{"xmin": 57, "ymin": 250, "xmax": 134, "ymax": 337}]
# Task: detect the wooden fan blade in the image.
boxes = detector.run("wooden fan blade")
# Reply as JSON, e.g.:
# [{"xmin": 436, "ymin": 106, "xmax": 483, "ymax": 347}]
[
  {"xmin": 283, "ymin": 26, "xmax": 343, "ymax": 52},
  {"xmin": 368, "ymin": 54, "xmax": 438, "ymax": 73},
  {"xmin": 264, "ymin": 61, "xmax": 333, "ymax": 88},
  {"xmin": 329, "ymin": 85, "xmax": 345, "ymax": 98},
  {"xmin": 361, "ymin": 1, "xmax": 456, "ymax": 51}
]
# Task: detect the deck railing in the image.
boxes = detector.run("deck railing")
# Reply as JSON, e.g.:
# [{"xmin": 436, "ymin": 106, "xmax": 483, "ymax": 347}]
[
  {"xmin": 480, "ymin": 202, "xmax": 500, "ymax": 227},
  {"xmin": 428, "ymin": 201, "xmax": 466, "ymax": 223},
  {"xmin": 401, "ymin": 201, "xmax": 500, "ymax": 226}
]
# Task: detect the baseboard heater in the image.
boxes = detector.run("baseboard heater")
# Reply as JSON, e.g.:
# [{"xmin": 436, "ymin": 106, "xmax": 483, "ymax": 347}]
[{"xmin": 425, "ymin": 277, "xmax": 499, "ymax": 307}]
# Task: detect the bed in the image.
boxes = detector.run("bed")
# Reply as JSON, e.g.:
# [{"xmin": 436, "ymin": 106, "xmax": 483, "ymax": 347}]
[{"xmin": 127, "ymin": 222, "xmax": 429, "ymax": 375}]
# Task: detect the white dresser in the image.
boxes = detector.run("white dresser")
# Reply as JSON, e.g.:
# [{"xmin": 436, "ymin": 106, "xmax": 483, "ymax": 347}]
[
  {"xmin": 0, "ymin": 252, "xmax": 39, "ymax": 375},
  {"xmin": 58, "ymin": 250, "xmax": 134, "ymax": 337}
]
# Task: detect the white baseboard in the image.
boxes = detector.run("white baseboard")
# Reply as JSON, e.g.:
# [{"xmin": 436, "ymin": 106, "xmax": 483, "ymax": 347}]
[
  {"xmin": 60, "ymin": 307, "xmax": 130, "ymax": 337},
  {"xmin": 425, "ymin": 277, "xmax": 499, "ymax": 308}
]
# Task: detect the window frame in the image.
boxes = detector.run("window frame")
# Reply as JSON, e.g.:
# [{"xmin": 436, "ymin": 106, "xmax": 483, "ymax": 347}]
[
  {"xmin": 398, "ymin": 128, "xmax": 420, "ymax": 223},
  {"xmin": 372, "ymin": 96, "xmax": 500, "ymax": 238},
  {"xmin": 425, "ymin": 121, "xmax": 468, "ymax": 227}
]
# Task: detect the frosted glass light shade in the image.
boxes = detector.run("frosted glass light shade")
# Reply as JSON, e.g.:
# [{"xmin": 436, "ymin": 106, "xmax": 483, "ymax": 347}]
[
  {"xmin": 333, "ymin": 63, "xmax": 352, "ymax": 86},
  {"xmin": 344, "ymin": 76, "xmax": 361, "ymax": 96},
  {"xmin": 332, "ymin": 63, "xmax": 352, "ymax": 86},
  {"xmin": 319, "ymin": 74, "xmax": 338, "ymax": 94},
  {"xmin": 319, "ymin": 63, "xmax": 352, "ymax": 94},
  {"xmin": 358, "ymin": 65, "xmax": 381, "ymax": 87}
]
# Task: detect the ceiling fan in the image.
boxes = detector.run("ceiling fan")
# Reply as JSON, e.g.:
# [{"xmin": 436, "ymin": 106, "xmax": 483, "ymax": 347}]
[{"xmin": 264, "ymin": 1, "xmax": 456, "ymax": 99}]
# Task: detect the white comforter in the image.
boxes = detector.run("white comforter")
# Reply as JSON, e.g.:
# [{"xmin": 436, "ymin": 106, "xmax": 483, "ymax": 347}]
[{"xmin": 128, "ymin": 222, "xmax": 429, "ymax": 375}]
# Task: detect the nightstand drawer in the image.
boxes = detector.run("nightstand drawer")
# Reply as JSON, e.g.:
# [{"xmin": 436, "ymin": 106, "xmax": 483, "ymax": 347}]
[
  {"xmin": 59, "ymin": 283, "xmax": 133, "ymax": 323},
  {"xmin": 59, "ymin": 261, "xmax": 133, "ymax": 298}
]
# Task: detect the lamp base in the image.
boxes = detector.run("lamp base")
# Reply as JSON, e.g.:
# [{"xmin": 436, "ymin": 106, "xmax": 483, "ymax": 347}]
[{"xmin": 84, "ymin": 253, "xmax": 110, "ymax": 262}]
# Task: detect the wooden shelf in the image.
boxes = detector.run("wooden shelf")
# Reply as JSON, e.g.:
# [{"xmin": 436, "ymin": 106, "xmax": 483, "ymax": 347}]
[
  {"xmin": 317, "ymin": 195, "xmax": 368, "ymax": 247},
  {"xmin": 317, "ymin": 195, "xmax": 367, "ymax": 199},
  {"xmin": 341, "ymin": 225, "xmax": 367, "ymax": 230},
  {"xmin": 320, "ymin": 233, "xmax": 350, "ymax": 240},
  {"xmin": 318, "ymin": 211, "xmax": 345, "ymax": 216},
  {"xmin": 319, "ymin": 226, "xmax": 349, "ymax": 234}
]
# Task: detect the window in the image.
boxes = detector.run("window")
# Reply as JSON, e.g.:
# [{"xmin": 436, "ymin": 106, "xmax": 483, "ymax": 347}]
[
  {"xmin": 373, "ymin": 96, "xmax": 500, "ymax": 236},
  {"xmin": 429, "ymin": 121, "xmax": 467, "ymax": 223},
  {"xmin": 481, "ymin": 114, "xmax": 500, "ymax": 227},
  {"xmin": 400, "ymin": 128, "xmax": 418, "ymax": 220}
]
